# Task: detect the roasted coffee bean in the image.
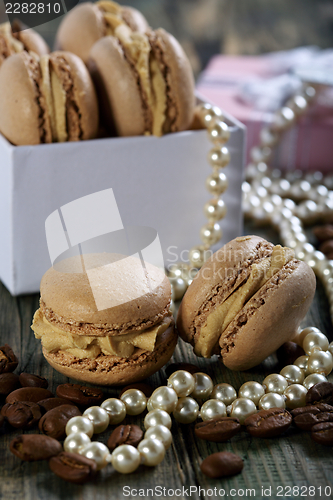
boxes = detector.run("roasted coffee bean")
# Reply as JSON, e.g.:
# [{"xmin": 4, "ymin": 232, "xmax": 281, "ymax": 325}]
[
  {"xmin": 56, "ymin": 384, "xmax": 104, "ymax": 407},
  {"xmin": 39, "ymin": 405, "xmax": 82, "ymax": 440},
  {"xmin": 244, "ymin": 408, "xmax": 292, "ymax": 438},
  {"xmin": 120, "ymin": 383, "xmax": 154, "ymax": 398},
  {"xmin": 306, "ymin": 382, "xmax": 333, "ymax": 406},
  {"xmin": 10, "ymin": 434, "xmax": 62, "ymax": 461},
  {"xmin": 0, "ymin": 344, "xmax": 18, "ymax": 374},
  {"xmin": 0, "ymin": 373, "xmax": 21, "ymax": 396},
  {"xmin": 107, "ymin": 424, "xmax": 143, "ymax": 451},
  {"xmin": 0, "ymin": 414, "xmax": 4, "ymax": 429},
  {"xmin": 165, "ymin": 363, "xmax": 201, "ymax": 378},
  {"xmin": 291, "ymin": 403, "xmax": 333, "ymax": 418},
  {"xmin": 294, "ymin": 411, "xmax": 333, "ymax": 431},
  {"xmin": 276, "ymin": 342, "xmax": 305, "ymax": 366},
  {"xmin": 195, "ymin": 417, "xmax": 241, "ymax": 442},
  {"xmin": 38, "ymin": 397, "xmax": 77, "ymax": 413},
  {"xmin": 319, "ymin": 240, "xmax": 333, "ymax": 258},
  {"xmin": 313, "ymin": 224, "xmax": 333, "ymax": 242},
  {"xmin": 49, "ymin": 452, "xmax": 97, "ymax": 484},
  {"xmin": 6, "ymin": 387, "xmax": 53, "ymax": 404},
  {"xmin": 312, "ymin": 421, "xmax": 333, "ymax": 446},
  {"xmin": 1, "ymin": 401, "xmax": 42, "ymax": 429},
  {"xmin": 19, "ymin": 373, "xmax": 48, "ymax": 389},
  {"xmin": 200, "ymin": 451, "xmax": 243, "ymax": 478}
]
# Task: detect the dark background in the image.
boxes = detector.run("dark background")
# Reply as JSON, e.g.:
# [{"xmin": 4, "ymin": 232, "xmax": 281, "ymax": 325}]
[{"xmin": 1, "ymin": 0, "xmax": 333, "ymax": 76}]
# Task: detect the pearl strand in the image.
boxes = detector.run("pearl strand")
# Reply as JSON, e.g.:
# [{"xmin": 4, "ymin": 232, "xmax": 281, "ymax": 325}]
[
  {"xmin": 62, "ymin": 325, "xmax": 332, "ymax": 473},
  {"xmin": 168, "ymin": 103, "xmax": 232, "ymax": 304}
]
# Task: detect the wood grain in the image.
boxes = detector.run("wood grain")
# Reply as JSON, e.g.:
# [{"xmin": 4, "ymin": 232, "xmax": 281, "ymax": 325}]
[{"xmin": 0, "ymin": 251, "xmax": 332, "ymax": 500}]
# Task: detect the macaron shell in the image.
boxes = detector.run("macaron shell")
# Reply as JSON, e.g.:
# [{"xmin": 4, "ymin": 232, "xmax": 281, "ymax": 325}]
[
  {"xmin": 55, "ymin": 3, "xmax": 105, "ymax": 63},
  {"xmin": 220, "ymin": 260, "xmax": 316, "ymax": 371},
  {"xmin": 121, "ymin": 6, "xmax": 150, "ymax": 33},
  {"xmin": 0, "ymin": 53, "xmax": 41, "ymax": 145},
  {"xmin": 41, "ymin": 254, "xmax": 171, "ymax": 333},
  {"xmin": 152, "ymin": 28, "xmax": 195, "ymax": 132},
  {"xmin": 42, "ymin": 323, "xmax": 178, "ymax": 385},
  {"xmin": 177, "ymin": 236, "xmax": 273, "ymax": 345},
  {"xmin": 51, "ymin": 51, "xmax": 99, "ymax": 140},
  {"xmin": 18, "ymin": 28, "xmax": 50, "ymax": 57},
  {"xmin": 88, "ymin": 36, "xmax": 146, "ymax": 136}
]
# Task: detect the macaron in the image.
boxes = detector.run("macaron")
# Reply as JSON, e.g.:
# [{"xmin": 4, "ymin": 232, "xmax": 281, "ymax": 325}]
[
  {"xmin": 0, "ymin": 21, "xmax": 49, "ymax": 68},
  {"xmin": 31, "ymin": 253, "xmax": 177, "ymax": 385},
  {"xmin": 0, "ymin": 50, "xmax": 98, "ymax": 145},
  {"xmin": 55, "ymin": 0, "xmax": 149, "ymax": 64},
  {"xmin": 88, "ymin": 26, "xmax": 195, "ymax": 137},
  {"xmin": 177, "ymin": 235, "xmax": 316, "ymax": 371}
]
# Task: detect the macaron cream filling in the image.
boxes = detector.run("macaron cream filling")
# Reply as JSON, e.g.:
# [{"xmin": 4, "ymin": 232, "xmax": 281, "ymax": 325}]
[
  {"xmin": 96, "ymin": 0, "xmax": 129, "ymax": 35},
  {"xmin": 194, "ymin": 245, "xmax": 295, "ymax": 358},
  {"xmin": 32, "ymin": 309, "xmax": 173, "ymax": 360}
]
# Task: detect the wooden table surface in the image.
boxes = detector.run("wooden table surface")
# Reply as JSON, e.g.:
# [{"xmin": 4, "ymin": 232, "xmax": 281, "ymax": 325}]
[{"xmin": 1, "ymin": 226, "xmax": 333, "ymax": 500}]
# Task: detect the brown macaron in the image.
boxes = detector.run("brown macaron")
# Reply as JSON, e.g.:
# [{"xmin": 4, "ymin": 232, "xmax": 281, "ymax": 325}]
[
  {"xmin": 0, "ymin": 21, "xmax": 49, "ymax": 68},
  {"xmin": 88, "ymin": 26, "xmax": 195, "ymax": 137},
  {"xmin": 31, "ymin": 253, "xmax": 177, "ymax": 385},
  {"xmin": 177, "ymin": 235, "xmax": 316, "ymax": 371},
  {"xmin": 0, "ymin": 50, "xmax": 98, "ymax": 145},
  {"xmin": 55, "ymin": 1, "xmax": 149, "ymax": 64}
]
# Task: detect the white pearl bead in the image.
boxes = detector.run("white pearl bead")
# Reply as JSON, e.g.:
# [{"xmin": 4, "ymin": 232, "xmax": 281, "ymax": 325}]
[
  {"xmin": 208, "ymin": 122, "xmax": 230, "ymax": 145},
  {"xmin": 64, "ymin": 432, "xmax": 91, "ymax": 454},
  {"xmin": 200, "ymin": 399, "xmax": 227, "ymax": 421},
  {"xmin": 168, "ymin": 263, "xmax": 190, "ymax": 281},
  {"xmin": 296, "ymin": 326, "xmax": 321, "ymax": 346},
  {"xmin": 150, "ymin": 386, "xmax": 178, "ymax": 413},
  {"xmin": 259, "ymin": 393, "xmax": 286, "ymax": 410},
  {"xmin": 263, "ymin": 374, "xmax": 288, "ymax": 395},
  {"xmin": 200, "ymin": 222, "xmax": 222, "ymax": 246},
  {"xmin": 307, "ymin": 351, "xmax": 333, "ymax": 376},
  {"xmin": 191, "ymin": 373, "xmax": 214, "ymax": 400},
  {"xmin": 144, "ymin": 409, "xmax": 172, "ymax": 430},
  {"xmin": 83, "ymin": 406, "xmax": 110, "ymax": 434},
  {"xmin": 280, "ymin": 365, "xmax": 305, "ymax": 385},
  {"xmin": 303, "ymin": 331, "xmax": 329, "ymax": 355},
  {"xmin": 170, "ymin": 277, "xmax": 188, "ymax": 301},
  {"xmin": 272, "ymin": 107, "xmax": 295, "ymax": 131},
  {"xmin": 284, "ymin": 384, "xmax": 307, "ymax": 409},
  {"xmin": 206, "ymin": 171, "xmax": 228, "ymax": 195},
  {"xmin": 210, "ymin": 383, "xmax": 237, "ymax": 405},
  {"xmin": 79, "ymin": 442, "xmax": 111, "ymax": 470},
  {"xmin": 229, "ymin": 398, "xmax": 257, "ymax": 425},
  {"xmin": 65, "ymin": 416, "xmax": 94, "ymax": 438},
  {"xmin": 204, "ymin": 198, "xmax": 227, "ymax": 222},
  {"xmin": 303, "ymin": 373, "xmax": 328, "ymax": 390},
  {"xmin": 138, "ymin": 438, "xmax": 165, "ymax": 467},
  {"xmin": 328, "ymin": 342, "xmax": 333, "ymax": 356},
  {"xmin": 238, "ymin": 381, "xmax": 265, "ymax": 405},
  {"xmin": 188, "ymin": 245, "xmax": 210, "ymax": 269},
  {"xmin": 120, "ymin": 389, "xmax": 147, "ymax": 416},
  {"xmin": 167, "ymin": 370, "xmax": 195, "ymax": 397},
  {"xmin": 101, "ymin": 398, "xmax": 126, "ymax": 425},
  {"xmin": 259, "ymin": 127, "xmax": 278, "ymax": 147},
  {"xmin": 147, "ymin": 398, "xmax": 154, "ymax": 412},
  {"xmin": 144, "ymin": 425, "xmax": 172, "ymax": 450},
  {"xmin": 173, "ymin": 397, "xmax": 199, "ymax": 423},
  {"xmin": 294, "ymin": 356, "xmax": 309, "ymax": 373},
  {"xmin": 111, "ymin": 445, "xmax": 141, "ymax": 474}
]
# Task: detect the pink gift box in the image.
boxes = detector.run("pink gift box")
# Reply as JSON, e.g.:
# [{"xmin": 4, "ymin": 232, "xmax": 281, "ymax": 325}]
[{"xmin": 197, "ymin": 55, "xmax": 333, "ymax": 173}]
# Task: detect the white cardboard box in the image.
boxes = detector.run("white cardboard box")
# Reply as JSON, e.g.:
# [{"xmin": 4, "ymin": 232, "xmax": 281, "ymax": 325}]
[{"xmin": 0, "ymin": 108, "xmax": 245, "ymax": 295}]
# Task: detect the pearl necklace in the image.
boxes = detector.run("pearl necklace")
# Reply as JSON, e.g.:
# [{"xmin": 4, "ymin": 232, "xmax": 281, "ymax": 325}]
[{"xmin": 59, "ymin": 325, "xmax": 333, "ymax": 476}]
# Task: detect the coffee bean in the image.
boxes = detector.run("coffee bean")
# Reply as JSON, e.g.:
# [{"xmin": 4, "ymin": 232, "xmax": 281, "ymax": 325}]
[
  {"xmin": 6, "ymin": 387, "xmax": 53, "ymax": 404},
  {"xmin": 1, "ymin": 401, "xmax": 42, "ymax": 429},
  {"xmin": 291, "ymin": 403, "xmax": 333, "ymax": 418},
  {"xmin": 244, "ymin": 408, "xmax": 292, "ymax": 438},
  {"xmin": 165, "ymin": 363, "xmax": 202, "ymax": 378},
  {"xmin": 319, "ymin": 240, "xmax": 333, "ymax": 257},
  {"xmin": 49, "ymin": 452, "xmax": 97, "ymax": 484},
  {"xmin": 276, "ymin": 342, "xmax": 305, "ymax": 366},
  {"xmin": 0, "ymin": 373, "xmax": 21, "ymax": 396},
  {"xmin": 120, "ymin": 383, "xmax": 154, "ymax": 398},
  {"xmin": 306, "ymin": 382, "xmax": 333, "ymax": 406},
  {"xmin": 39, "ymin": 405, "xmax": 82, "ymax": 440},
  {"xmin": 312, "ymin": 421, "xmax": 333, "ymax": 446},
  {"xmin": 0, "ymin": 345, "xmax": 18, "ymax": 374},
  {"xmin": 38, "ymin": 398, "xmax": 77, "ymax": 414},
  {"xmin": 313, "ymin": 225, "xmax": 333, "ymax": 242},
  {"xmin": 195, "ymin": 417, "xmax": 241, "ymax": 442},
  {"xmin": 10, "ymin": 434, "xmax": 62, "ymax": 461},
  {"xmin": 294, "ymin": 411, "xmax": 333, "ymax": 431},
  {"xmin": 107, "ymin": 424, "xmax": 143, "ymax": 451},
  {"xmin": 0, "ymin": 414, "xmax": 4, "ymax": 429},
  {"xmin": 200, "ymin": 451, "xmax": 243, "ymax": 478},
  {"xmin": 19, "ymin": 373, "xmax": 48, "ymax": 389},
  {"xmin": 56, "ymin": 384, "xmax": 104, "ymax": 407}
]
